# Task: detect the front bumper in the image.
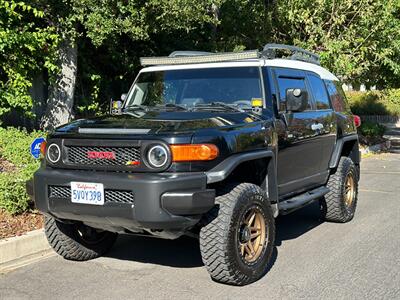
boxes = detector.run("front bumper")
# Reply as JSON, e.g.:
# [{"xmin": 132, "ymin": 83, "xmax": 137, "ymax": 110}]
[{"xmin": 33, "ymin": 167, "xmax": 215, "ymax": 233}]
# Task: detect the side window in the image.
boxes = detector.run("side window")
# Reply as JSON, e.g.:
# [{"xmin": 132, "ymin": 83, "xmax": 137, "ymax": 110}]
[
  {"xmin": 325, "ymin": 80, "xmax": 349, "ymax": 112},
  {"xmin": 276, "ymin": 76, "xmax": 312, "ymax": 111},
  {"xmin": 308, "ymin": 74, "xmax": 330, "ymax": 110}
]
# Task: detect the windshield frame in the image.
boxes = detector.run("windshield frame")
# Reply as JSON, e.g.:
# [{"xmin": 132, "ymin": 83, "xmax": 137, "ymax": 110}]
[{"xmin": 123, "ymin": 65, "xmax": 267, "ymax": 111}]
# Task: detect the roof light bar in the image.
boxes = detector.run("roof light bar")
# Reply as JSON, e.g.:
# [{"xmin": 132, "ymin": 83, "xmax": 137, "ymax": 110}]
[{"xmin": 140, "ymin": 50, "xmax": 260, "ymax": 66}]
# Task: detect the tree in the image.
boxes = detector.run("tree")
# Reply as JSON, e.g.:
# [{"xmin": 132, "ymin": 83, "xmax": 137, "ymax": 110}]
[
  {"xmin": 36, "ymin": 0, "xmax": 219, "ymax": 129},
  {"xmin": 0, "ymin": 0, "xmax": 58, "ymax": 122},
  {"xmin": 4, "ymin": 0, "xmax": 400, "ymax": 129},
  {"xmin": 64, "ymin": 0, "xmax": 400, "ymax": 120},
  {"xmin": 268, "ymin": 0, "xmax": 400, "ymax": 87}
]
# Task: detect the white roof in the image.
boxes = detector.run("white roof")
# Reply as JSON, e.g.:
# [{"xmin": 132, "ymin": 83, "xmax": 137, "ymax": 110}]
[{"xmin": 141, "ymin": 58, "xmax": 339, "ymax": 81}]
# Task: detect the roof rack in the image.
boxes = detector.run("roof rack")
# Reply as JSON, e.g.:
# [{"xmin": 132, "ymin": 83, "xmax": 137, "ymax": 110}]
[
  {"xmin": 262, "ymin": 44, "xmax": 320, "ymax": 65},
  {"xmin": 139, "ymin": 44, "xmax": 320, "ymax": 66}
]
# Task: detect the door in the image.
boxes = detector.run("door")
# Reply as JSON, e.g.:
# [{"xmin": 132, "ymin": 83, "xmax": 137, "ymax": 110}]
[
  {"xmin": 307, "ymin": 73, "xmax": 337, "ymax": 171},
  {"xmin": 272, "ymin": 68, "xmax": 327, "ymax": 196}
]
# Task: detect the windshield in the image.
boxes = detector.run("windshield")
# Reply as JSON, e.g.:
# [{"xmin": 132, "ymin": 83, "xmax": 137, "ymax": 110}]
[{"xmin": 124, "ymin": 67, "xmax": 262, "ymax": 109}]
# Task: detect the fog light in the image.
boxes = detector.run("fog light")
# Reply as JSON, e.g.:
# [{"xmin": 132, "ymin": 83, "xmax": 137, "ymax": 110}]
[{"xmin": 47, "ymin": 144, "xmax": 61, "ymax": 163}]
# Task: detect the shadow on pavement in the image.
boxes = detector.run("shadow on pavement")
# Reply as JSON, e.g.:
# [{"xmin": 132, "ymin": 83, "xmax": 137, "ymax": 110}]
[
  {"xmin": 105, "ymin": 202, "xmax": 323, "ymax": 268},
  {"xmin": 106, "ymin": 234, "xmax": 203, "ymax": 268},
  {"xmin": 275, "ymin": 201, "xmax": 323, "ymax": 246}
]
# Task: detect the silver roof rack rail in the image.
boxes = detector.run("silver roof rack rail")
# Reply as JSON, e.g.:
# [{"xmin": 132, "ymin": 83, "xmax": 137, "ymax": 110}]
[
  {"xmin": 169, "ymin": 51, "xmax": 213, "ymax": 57},
  {"xmin": 262, "ymin": 44, "xmax": 320, "ymax": 65}
]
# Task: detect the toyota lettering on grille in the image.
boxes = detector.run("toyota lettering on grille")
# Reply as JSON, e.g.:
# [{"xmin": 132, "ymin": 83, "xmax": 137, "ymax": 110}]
[{"xmin": 87, "ymin": 151, "xmax": 116, "ymax": 160}]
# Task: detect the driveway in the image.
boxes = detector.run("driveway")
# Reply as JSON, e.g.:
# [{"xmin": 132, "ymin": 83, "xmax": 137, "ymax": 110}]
[{"xmin": 1, "ymin": 153, "xmax": 399, "ymax": 299}]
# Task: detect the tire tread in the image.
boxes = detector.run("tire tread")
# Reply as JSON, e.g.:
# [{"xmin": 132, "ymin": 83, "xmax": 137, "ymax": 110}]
[
  {"xmin": 44, "ymin": 216, "xmax": 116, "ymax": 261},
  {"xmin": 199, "ymin": 183, "xmax": 274, "ymax": 285},
  {"xmin": 322, "ymin": 157, "xmax": 358, "ymax": 223}
]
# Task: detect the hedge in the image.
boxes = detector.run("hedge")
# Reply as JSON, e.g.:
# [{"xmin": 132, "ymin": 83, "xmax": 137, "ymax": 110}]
[
  {"xmin": 0, "ymin": 127, "xmax": 44, "ymax": 214},
  {"xmin": 346, "ymin": 89, "xmax": 400, "ymax": 116},
  {"xmin": 359, "ymin": 121, "xmax": 386, "ymax": 138}
]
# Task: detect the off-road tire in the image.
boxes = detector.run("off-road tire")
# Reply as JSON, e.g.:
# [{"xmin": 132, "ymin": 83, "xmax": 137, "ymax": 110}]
[
  {"xmin": 44, "ymin": 216, "xmax": 117, "ymax": 261},
  {"xmin": 321, "ymin": 156, "xmax": 358, "ymax": 222},
  {"xmin": 199, "ymin": 183, "xmax": 275, "ymax": 286}
]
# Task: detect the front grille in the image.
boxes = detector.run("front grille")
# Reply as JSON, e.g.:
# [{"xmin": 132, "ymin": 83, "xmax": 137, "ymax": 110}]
[
  {"xmin": 48, "ymin": 186, "xmax": 135, "ymax": 204},
  {"xmin": 65, "ymin": 145, "xmax": 141, "ymax": 167}
]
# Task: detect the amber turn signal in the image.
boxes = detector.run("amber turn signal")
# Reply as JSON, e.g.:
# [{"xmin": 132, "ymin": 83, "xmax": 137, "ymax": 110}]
[
  {"xmin": 171, "ymin": 144, "xmax": 219, "ymax": 162},
  {"xmin": 40, "ymin": 141, "xmax": 47, "ymax": 156}
]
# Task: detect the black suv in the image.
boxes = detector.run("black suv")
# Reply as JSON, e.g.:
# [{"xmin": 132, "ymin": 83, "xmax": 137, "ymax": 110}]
[{"xmin": 33, "ymin": 44, "xmax": 361, "ymax": 285}]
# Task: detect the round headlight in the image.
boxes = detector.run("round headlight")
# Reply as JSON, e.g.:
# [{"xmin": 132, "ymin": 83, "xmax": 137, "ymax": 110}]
[
  {"xmin": 47, "ymin": 144, "xmax": 61, "ymax": 163},
  {"xmin": 147, "ymin": 145, "xmax": 168, "ymax": 168}
]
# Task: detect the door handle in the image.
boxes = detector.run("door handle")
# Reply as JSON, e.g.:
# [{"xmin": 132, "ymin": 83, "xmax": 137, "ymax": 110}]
[{"xmin": 311, "ymin": 123, "xmax": 324, "ymax": 131}]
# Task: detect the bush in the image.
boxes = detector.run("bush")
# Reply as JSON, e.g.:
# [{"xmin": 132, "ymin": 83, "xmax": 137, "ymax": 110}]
[
  {"xmin": 357, "ymin": 121, "xmax": 387, "ymax": 146},
  {"xmin": 358, "ymin": 121, "xmax": 386, "ymax": 138},
  {"xmin": 0, "ymin": 127, "xmax": 45, "ymax": 214},
  {"xmin": 346, "ymin": 89, "xmax": 400, "ymax": 116},
  {"xmin": 383, "ymin": 89, "xmax": 400, "ymax": 115}
]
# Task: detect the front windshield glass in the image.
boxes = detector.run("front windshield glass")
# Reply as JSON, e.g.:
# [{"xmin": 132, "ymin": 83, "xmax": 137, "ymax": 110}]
[{"xmin": 125, "ymin": 67, "xmax": 262, "ymax": 109}]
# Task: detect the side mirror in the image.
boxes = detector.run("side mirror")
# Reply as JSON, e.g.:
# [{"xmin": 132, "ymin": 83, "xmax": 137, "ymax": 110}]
[
  {"xmin": 110, "ymin": 99, "xmax": 122, "ymax": 115},
  {"xmin": 285, "ymin": 88, "xmax": 309, "ymax": 112}
]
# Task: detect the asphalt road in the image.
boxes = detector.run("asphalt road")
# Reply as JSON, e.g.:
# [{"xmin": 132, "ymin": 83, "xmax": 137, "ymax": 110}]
[{"xmin": 1, "ymin": 153, "xmax": 399, "ymax": 299}]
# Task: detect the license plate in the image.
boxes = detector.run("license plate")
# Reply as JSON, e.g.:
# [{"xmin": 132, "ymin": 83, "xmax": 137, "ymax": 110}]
[{"xmin": 71, "ymin": 182, "xmax": 104, "ymax": 205}]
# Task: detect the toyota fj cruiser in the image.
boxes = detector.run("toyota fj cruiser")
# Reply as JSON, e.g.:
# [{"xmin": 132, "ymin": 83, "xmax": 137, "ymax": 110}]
[{"xmin": 33, "ymin": 44, "xmax": 361, "ymax": 285}]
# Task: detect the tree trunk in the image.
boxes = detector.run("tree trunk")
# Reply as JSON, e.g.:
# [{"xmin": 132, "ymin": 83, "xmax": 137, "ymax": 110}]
[
  {"xmin": 210, "ymin": 4, "xmax": 219, "ymax": 48},
  {"xmin": 41, "ymin": 39, "xmax": 77, "ymax": 131}
]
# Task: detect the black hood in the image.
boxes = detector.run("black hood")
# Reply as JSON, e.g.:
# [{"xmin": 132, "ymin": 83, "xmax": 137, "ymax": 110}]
[{"xmin": 55, "ymin": 111, "xmax": 260, "ymax": 135}]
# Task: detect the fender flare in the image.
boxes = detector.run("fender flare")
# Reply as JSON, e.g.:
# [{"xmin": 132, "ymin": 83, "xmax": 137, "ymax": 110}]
[
  {"xmin": 205, "ymin": 150, "xmax": 278, "ymax": 204},
  {"xmin": 329, "ymin": 134, "xmax": 360, "ymax": 169}
]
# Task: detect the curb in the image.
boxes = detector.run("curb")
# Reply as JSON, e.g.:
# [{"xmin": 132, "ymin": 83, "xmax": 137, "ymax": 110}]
[
  {"xmin": 360, "ymin": 140, "xmax": 391, "ymax": 156},
  {"xmin": 0, "ymin": 229, "xmax": 53, "ymax": 272}
]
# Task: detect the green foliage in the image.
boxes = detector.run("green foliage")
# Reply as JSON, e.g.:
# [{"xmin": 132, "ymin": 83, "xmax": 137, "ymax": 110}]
[
  {"xmin": 68, "ymin": 0, "xmax": 222, "ymax": 117},
  {"xmin": 0, "ymin": 127, "xmax": 44, "ymax": 214},
  {"xmin": 71, "ymin": 0, "xmax": 400, "ymax": 117},
  {"xmin": 0, "ymin": 0, "xmax": 59, "ymax": 120},
  {"xmin": 71, "ymin": 0, "xmax": 217, "ymax": 47},
  {"xmin": 358, "ymin": 121, "xmax": 386, "ymax": 138},
  {"xmin": 346, "ymin": 90, "xmax": 400, "ymax": 116},
  {"xmin": 2, "ymin": 0, "xmax": 400, "ymax": 122},
  {"xmin": 383, "ymin": 89, "xmax": 400, "ymax": 115},
  {"xmin": 268, "ymin": 0, "xmax": 400, "ymax": 87}
]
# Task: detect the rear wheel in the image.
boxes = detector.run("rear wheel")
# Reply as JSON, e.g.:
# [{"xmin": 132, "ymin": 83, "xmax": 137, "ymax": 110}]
[
  {"xmin": 321, "ymin": 156, "xmax": 358, "ymax": 222},
  {"xmin": 199, "ymin": 183, "xmax": 275, "ymax": 286},
  {"xmin": 44, "ymin": 216, "xmax": 117, "ymax": 261}
]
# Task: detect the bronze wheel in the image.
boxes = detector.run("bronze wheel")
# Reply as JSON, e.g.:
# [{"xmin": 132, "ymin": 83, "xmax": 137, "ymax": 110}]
[
  {"xmin": 238, "ymin": 207, "xmax": 267, "ymax": 263},
  {"xmin": 321, "ymin": 156, "xmax": 358, "ymax": 223},
  {"xmin": 200, "ymin": 183, "xmax": 275, "ymax": 286},
  {"xmin": 344, "ymin": 172, "xmax": 355, "ymax": 208}
]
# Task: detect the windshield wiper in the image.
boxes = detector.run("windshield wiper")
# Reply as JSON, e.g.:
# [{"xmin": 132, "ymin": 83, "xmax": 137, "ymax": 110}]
[
  {"xmin": 125, "ymin": 103, "xmax": 188, "ymax": 112},
  {"xmin": 123, "ymin": 104, "xmax": 148, "ymax": 112},
  {"xmin": 121, "ymin": 104, "xmax": 148, "ymax": 117},
  {"xmin": 194, "ymin": 102, "xmax": 245, "ymax": 113},
  {"xmin": 160, "ymin": 103, "xmax": 188, "ymax": 111}
]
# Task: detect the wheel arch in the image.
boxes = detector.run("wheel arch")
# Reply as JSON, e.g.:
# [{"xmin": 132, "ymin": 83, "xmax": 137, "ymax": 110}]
[
  {"xmin": 205, "ymin": 150, "xmax": 278, "ymax": 204},
  {"xmin": 329, "ymin": 135, "xmax": 360, "ymax": 170}
]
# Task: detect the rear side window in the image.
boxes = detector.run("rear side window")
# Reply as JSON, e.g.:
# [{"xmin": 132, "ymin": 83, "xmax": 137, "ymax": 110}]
[
  {"xmin": 308, "ymin": 74, "xmax": 330, "ymax": 110},
  {"xmin": 325, "ymin": 80, "xmax": 349, "ymax": 112},
  {"xmin": 276, "ymin": 76, "xmax": 312, "ymax": 111}
]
